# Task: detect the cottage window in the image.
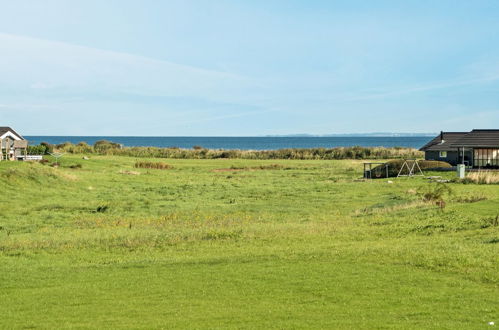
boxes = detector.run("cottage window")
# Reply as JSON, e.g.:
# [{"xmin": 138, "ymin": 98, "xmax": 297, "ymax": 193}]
[
  {"xmin": 439, "ymin": 151, "xmax": 447, "ymax": 158},
  {"xmin": 474, "ymin": 149, "xmax": 499, "ymax": 168}
]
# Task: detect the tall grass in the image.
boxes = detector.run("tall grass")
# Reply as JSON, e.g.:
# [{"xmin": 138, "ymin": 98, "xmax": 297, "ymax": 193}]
[
  {"xmin": 466, "ymin": 171, "xmax": 499, "ymax": 184},
  {"xmin": 49, "ymin": 141, "xmax": 424, "ymax": 160},
  {"xmin": 135, "ymin": 161, "xmax": 173, "ymax": 170}
]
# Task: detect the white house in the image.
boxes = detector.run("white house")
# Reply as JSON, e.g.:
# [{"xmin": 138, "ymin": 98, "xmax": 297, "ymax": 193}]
[{"xmin": 0, "ymin": 127, "xmax": 29, "ymax": 161}]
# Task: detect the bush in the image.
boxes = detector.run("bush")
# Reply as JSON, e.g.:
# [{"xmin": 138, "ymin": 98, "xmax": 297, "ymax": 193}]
[
  {"xmin": 27, "ymin": 144, "xmax": 47, "ymax": 155},
  {"xmin": 54, "ymin": 142, "xmax": 93, "ymax": 154},
  {"xmin": 93, "ymin": 140, "xmax": 122, "ymax": 153},
  {"xmin": 419, "ymin": 182, "xmax": 453, "ymax": 202},
  {"xmin": 40, "ymin": 142, "xmax": 54, "ymax": 154},
  {"xmin": 55, "ymin": 142, "xmax": 73, "ymax": 150}
]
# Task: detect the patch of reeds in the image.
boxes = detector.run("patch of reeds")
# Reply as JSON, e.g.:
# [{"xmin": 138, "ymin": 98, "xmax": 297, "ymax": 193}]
[
  {"xmin": 134, "ymin": 161, "xmax": 173, "ymax": 170},
  {"xmin": 465, "ymin": 171, "xmax": 499, "ymax": 184}
]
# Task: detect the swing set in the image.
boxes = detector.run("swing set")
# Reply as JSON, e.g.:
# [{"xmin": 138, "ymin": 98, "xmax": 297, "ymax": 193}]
[
  {"xmin": 396, "ymin": 159, "xmax": 424, "ymax": 177},
  {"xmin": 363, "ymin": 159, "xmax": 424, "ymax": 179}
]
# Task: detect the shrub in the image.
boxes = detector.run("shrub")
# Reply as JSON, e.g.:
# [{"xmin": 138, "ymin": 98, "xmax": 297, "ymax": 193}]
[
  {"xmin": 27, "ymin": 144, "xmax": 47, "ymax": 155},
  {"xmin": 55, "ymin": 142, "xmax": 94, "ymax": 154},
  {"xmin": 134, "ymin": 162, "xmax": 173, "ymax": 170},
  {"xmin": 419, "ymin": 182, "xmax": 453, "ymax": 202},
  {"xmin": 74, "ymin": 142, "xmax": 93, "ymax": 154},
  {"xmin": 94, "ymin": 140, "xmax": 122, "ymax": 153},
  {"xmin": 55, "ymin": 142, "xmax": 73, "ymax": 150},
  {"xmin": 40, "ymin": 142, "xmax": 54, "ymax": 154}
]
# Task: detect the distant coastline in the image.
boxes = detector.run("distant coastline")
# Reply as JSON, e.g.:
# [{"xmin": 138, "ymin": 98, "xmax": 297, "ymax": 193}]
[{"xmin": 264, "ymin": 133, "xmax": 436, "ymax": 137}]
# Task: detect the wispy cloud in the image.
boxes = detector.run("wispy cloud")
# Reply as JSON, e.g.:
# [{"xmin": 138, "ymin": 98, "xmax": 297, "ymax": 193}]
[
  {"xmin": 0, "ymin": 33, "xmax": 253, "ymax": 102},
  {"xmin": 169, "ymin": 107, "xmax": 283, "ymax": 126},
  {"xmin": 343, "ymin": 73, "xmax": 499, "ymax": 102}
]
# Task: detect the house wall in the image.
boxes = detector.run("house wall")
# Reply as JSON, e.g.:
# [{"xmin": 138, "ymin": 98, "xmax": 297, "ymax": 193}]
[{"xmin": 424, "ymin": 150, "xmax": 472, "ymax": 166}]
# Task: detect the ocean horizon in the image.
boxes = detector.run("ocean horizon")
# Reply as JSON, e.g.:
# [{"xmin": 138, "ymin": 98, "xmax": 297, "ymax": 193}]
[{"xmin": 24, "ymin": 136, "xmax": 431, "ymax": 150}]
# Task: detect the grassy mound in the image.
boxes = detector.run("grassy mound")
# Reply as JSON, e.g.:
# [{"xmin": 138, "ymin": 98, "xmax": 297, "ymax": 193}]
[
  {"xmin": 367, "ymin": 160, "xmax": 452, "ymax": 178},
  {"xmin": 0, "ymin": 162, "xmax": 77, "ymax": 186}
]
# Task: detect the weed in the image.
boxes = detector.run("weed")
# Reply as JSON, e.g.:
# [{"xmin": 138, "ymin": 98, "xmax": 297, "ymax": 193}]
[
  {"xmin": 454, "ymin": 193, "xmax": 487, "ymax": 203},
  {"xmin": 484, "ymin": 238, "xmax": 499, "ymax": 244},
  {"xmin": 419, "ymin": 182, "xmax": 453, "ymax": 202},
  {"xmin": 481, "ymin": 215, "xmax": 499, "ymax": 228},
  {"xmin": 202, "ymin": 229, "xmax": 242, "ymax": 240}
]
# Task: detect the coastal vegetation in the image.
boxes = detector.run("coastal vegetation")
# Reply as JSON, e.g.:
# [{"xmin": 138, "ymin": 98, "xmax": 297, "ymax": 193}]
[
  {"xmin": 0, "ymin": 155, "xmax": 497, "ymax": 328},
  {"xmin": 33, "ymin": 140, "xmax": 424, "ymax": 160}
]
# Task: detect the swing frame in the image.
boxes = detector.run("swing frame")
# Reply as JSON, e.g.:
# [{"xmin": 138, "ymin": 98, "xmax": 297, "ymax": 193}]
[{"xmin": 397, "ymin": 159, "xmax": 424, "ymax": 177}]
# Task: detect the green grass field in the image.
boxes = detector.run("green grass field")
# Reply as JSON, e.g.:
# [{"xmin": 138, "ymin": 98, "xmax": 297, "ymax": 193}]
[{"xmin": 1, "ymin": 156, "xmax": 498, "ymax": 329}]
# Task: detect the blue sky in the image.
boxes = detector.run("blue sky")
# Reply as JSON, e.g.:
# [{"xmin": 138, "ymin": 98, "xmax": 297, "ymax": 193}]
[{"xmin": 1, "ymin": 0, "xmax": 499, "ymax": 136}]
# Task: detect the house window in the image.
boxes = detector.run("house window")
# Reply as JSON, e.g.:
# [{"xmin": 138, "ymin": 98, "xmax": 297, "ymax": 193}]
[
  {"xmin": 474, "ymin": 149, "xmax": 499, "ymax": 168},
  {"xmin": 439, "ymin": 151, "xmax": 447, "ymax": 158}
]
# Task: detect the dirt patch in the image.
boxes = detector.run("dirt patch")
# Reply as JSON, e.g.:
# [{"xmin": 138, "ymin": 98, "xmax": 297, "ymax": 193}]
[
  {"xmin": 120, "ymin": 170, "xmax": 141, "ymax": 175},
  {"xmin": 212, "ymin": 168, "xmax": 245, "ymax": 172}
]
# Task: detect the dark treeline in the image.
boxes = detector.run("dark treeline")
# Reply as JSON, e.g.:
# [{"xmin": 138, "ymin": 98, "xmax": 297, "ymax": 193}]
[{"xmin": 31, "ymin": 140, "xmax": 424, "ymax": 160}]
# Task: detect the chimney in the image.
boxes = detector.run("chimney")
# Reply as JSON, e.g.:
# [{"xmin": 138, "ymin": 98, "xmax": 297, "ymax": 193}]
[{"xmin": 440, "ymin": 131, "xmax": 445, "ymax": 144}]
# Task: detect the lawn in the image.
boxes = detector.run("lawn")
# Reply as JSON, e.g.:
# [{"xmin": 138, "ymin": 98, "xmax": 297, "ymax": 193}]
[{"xmin": 0, "ymin": 156, "xmax": 498, "ymax": 329}]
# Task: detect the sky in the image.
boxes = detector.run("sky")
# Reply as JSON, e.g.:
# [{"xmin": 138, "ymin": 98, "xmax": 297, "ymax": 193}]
[{"xmin": 1, "ymin": 0, "xmax": 499, "ymax": 136}]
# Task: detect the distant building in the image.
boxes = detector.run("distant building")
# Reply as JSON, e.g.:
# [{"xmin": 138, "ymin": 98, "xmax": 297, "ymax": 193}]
[
  {"xmin": 0, "ymin": 127, "xmax": 28, "ymax": 161},
  {"xmin": 420, "ymin": 130, "xmax": 499, "ymax": 168}
]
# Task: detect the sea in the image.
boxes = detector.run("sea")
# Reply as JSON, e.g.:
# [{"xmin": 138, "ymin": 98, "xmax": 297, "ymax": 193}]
[{"xmin": 24, "ymin": 136, "xmax": 431, "ymax": 150}]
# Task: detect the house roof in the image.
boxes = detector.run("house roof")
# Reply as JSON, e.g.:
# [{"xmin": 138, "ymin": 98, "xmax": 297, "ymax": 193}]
[
  {"xmin": 0, "ymin": 127, "xmax": 24, "ymax": 140},
  {"xmin": 419, "ymin": 132, "xmax": 468, "ymax": 151},
  {"xmin": 451, "ymin": 129, "xmax": 499, "ymax": 148}
]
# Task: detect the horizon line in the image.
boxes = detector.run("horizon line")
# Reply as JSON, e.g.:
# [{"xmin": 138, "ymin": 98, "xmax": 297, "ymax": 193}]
[{"xmin": 23, "ymin": 133, "xmax": 438, "ymax": 138}]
